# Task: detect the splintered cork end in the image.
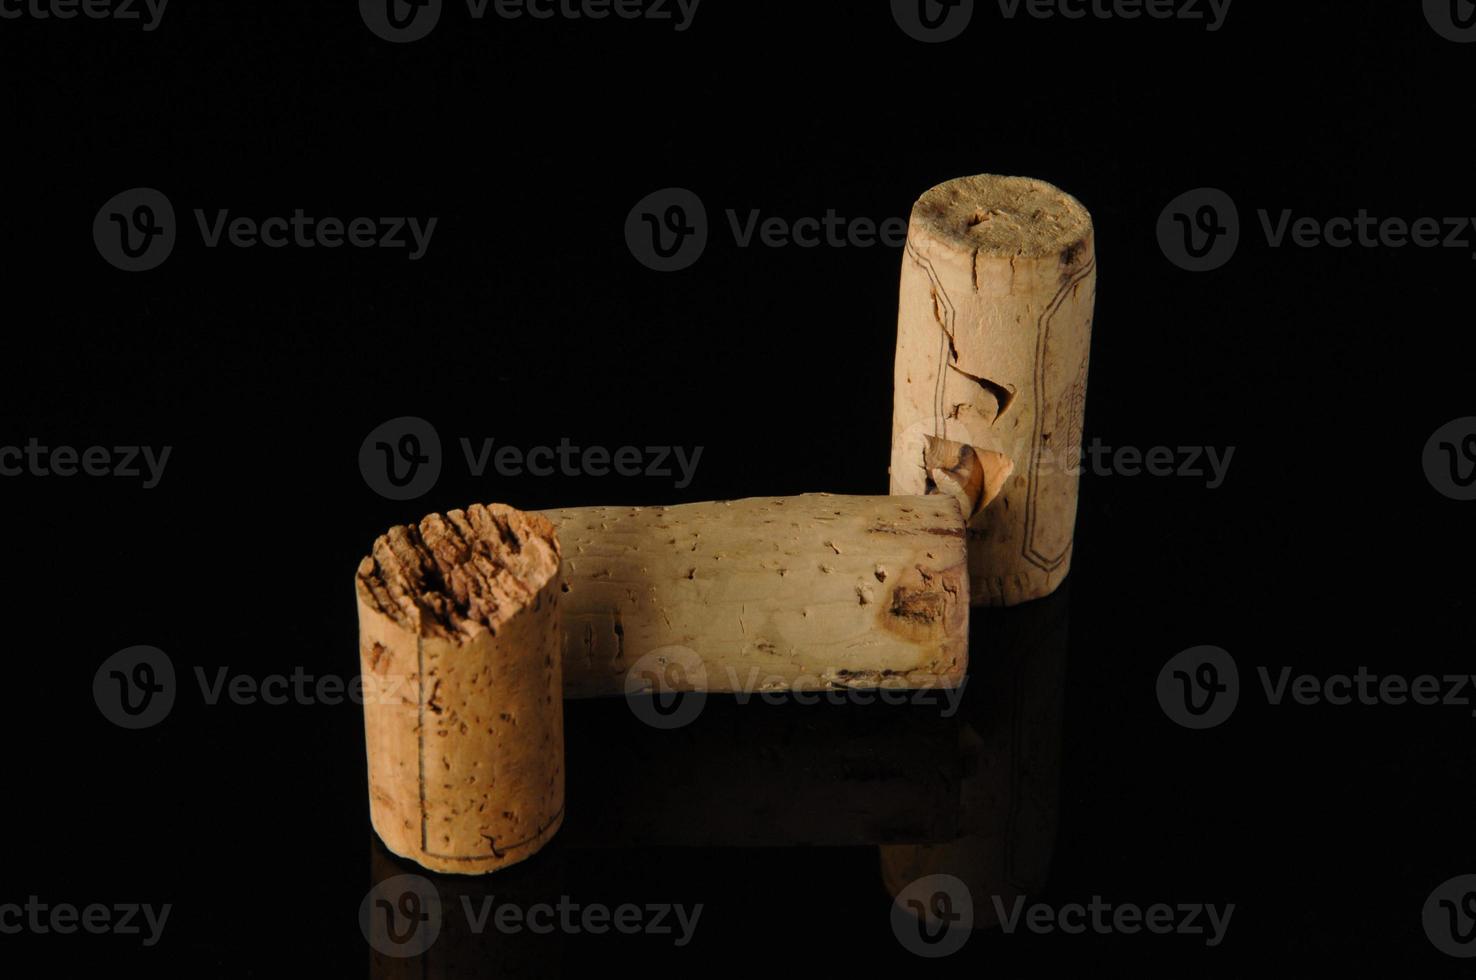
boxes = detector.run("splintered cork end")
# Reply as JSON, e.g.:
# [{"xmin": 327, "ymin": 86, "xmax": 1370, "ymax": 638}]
[{"xmin": 356, "ymin": 503, "xmax": 562, "ymax": 644}]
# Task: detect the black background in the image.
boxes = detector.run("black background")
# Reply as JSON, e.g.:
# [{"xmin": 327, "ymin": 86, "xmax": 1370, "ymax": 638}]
[{"xmin": 2, "ymin": 0, "xmax": 1473, "ymax": 974}]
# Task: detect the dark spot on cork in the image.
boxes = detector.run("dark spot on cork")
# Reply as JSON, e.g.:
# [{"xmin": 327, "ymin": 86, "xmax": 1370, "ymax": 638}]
[
  {"xmin": 889, "ymin": 587, "xmax": 945, "ymax": 625},
  {"xmin": 1061, "ymin": 239, "xmax": 1083, "ymax": 268}
]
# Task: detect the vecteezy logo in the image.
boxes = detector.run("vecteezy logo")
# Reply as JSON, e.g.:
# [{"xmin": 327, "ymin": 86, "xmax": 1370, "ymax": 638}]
[
  {"xmin": 360, "ymin": 0, "xmax": 442, "ymax": 42},
  {"xmin": 624, "ymin": 646, "xmax": 707, "ymax": 729},
  {"xmin": 1424, "ymin": 875, "xmax": 1476, "ymax": 956},
  {"xmin": 890, "ymin": 874, "xmax": 973, "ymax": 957},
  {"xmin": 891, "ymin": 0, "xmax": 974, "ymax": 42},
  {"xmin": 1426, "ymin": 0, "xmax": 1476, "ymax": 42},
  {"xmin": 360, "ymin": 417, "xmax": 442, "ymax": 501},
  {"xmin": 94, "ymin": 188, "xmax": 176, "ymax": 272},
  {"xmin": 1157, "ymin": 646, "xmax": 1239, "ymax": 729},
  {"xmin": 1423, "ymin": 417, "xmax": 1476, "ymax": 501},
  {"xmin": 625, "ymin": 188, "xmax": 708, "ymax": 272},
  {"xmin": 360, "ymin": 874, "xmax": 442, "ymax": 958},
  {"xmin": 93, "ymin": 646, "xmax": 176, "ymax": 729},
  {"xmin": 1157, "ymin": 188, "xmax": 1240, "ymax": 272}
]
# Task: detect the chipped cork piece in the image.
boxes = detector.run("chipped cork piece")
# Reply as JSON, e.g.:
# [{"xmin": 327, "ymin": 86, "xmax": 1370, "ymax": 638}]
[
  {"xmin": 356, "ymin": 503, "xmax": 565, "ymax": 875},
  {"xmin": 891, "ymin": 174, "xmax": 1097, "ymax": 607}
]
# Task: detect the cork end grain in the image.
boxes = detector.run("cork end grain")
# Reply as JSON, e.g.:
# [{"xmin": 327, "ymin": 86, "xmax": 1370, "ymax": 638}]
[
  {"xmin": 357, "ymin": 504, "xmax": 561, "ymax": 644},
  {"xmin": 912, "ymin": 173, "xmax": 1092, "ymax": 259}
]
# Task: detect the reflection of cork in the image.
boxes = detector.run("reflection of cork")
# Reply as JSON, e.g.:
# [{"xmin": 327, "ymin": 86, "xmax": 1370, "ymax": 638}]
[
  {"xmin": 560, "ymin": 697, "xmax": 963, "ymax": 847},
  {"xmin": 891, "ymin": 174, "xmax": 1096, "ymax": 606},
  {"xmin": 367, "ymin": 836, "xmax": 566, "ymax": 980},
  {"xmin": 356, "ymin": 504, "xmax": 565, "ymax": 875},
  {"xmin": 880, "ymin": 583, "xmax": 1070, "ymax": 928}
]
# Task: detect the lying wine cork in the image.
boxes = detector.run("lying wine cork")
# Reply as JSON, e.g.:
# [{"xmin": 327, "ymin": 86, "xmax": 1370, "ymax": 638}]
[
  {"xmin": 891, "ymin": 174, "xmax": 1096, "ymax": 606},
  {"xmin": 542, "ymin": 494, "xmax": 969, "ymax": 698},
  {"xmin": 356, "ymin": 504, "xmax": 565, "ymax": 875}
]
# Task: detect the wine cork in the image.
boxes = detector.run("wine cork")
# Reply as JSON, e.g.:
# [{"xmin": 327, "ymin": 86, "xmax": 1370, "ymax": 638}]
[
  {"xmin": 541, "ymin": 494, "xmax": 969, "ymax": 698},
  {"xmin": 356, "ymin": 504, "xmax": 565, "ymax": 875},
  {"xmin": 891, "ymin": 174, "xmax": 1096, "ymax": 606}
]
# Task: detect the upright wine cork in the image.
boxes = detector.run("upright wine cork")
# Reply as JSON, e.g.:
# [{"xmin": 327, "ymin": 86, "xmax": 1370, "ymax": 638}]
[
  {"xmin": 891, "ymin": 174, "xmax": 1096, "ymax": 606},
  {"xmin": 542, "ymin": 494, "xmax": 969, "ymax": 698},
  {"xmin": 356, "ymin": 504, "xmax": 565, "ymax": 875}
]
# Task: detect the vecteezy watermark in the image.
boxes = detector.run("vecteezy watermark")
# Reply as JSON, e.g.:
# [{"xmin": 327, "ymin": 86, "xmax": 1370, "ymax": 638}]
[
  {"xmin": 1160, "ymin": 187, "xmax": 1476, "ymax": 272},
  {"xmin": 0, "ymin": 897, "xmax": 171, "ymax": 947},
  {"xmin": 995, "ymin": 0, "xmax": 1230, "ymax": 30},
  {"xmin": 93, "ymin": 646, "xmax": 423, "ymax": 729},
  {"xmin": 460, "ymin": 437, "xmax": 702, "ymax": 489},
  {"xmin": 360, "ymin": 874, "xmax": 702, "ymax": 957},
  {"xmin": 190, "ymin": 667, "xmax": 410, "ymax": 709},
  {"xmin": 1054, "ymin": 439, "xmax": 1234, "ymax": 488},
  {"xmin": 1157, "ymin": 645, "xmax": 1239, "ymax": 729},
  {"xmin": 1424, "ymin": 417, "xmax": 1476, "ymax": 501},
  {"xmin": 901, "ymin": 412, "xmax": 1235, "ymax": 489},
  {"xmin": 891, "ymin": 0, "xmax": 975, "ymax": 42},
  {"xmin": 1426, "ymin": 0, "xmax": 1476, "ymax": 43},
  {"xmin": 1156, "ymin": 188, "xmax": 1240, "ymax": 272},
  {"xmin": 94, "ymin": 188, "xmax": 437, "ymax": 271},
  {"xmin": 625, "ymin": 187, "xmax": 908, "ymax": 272},
  {"xmin": 1425, "ymin": 875, "xmax": 1476, "ymax": 957},
  {"xmin": 92, "ymin": 188, "xmax": 176, "ymax": 272},
  {"xmin": 623, "ymin": 647, "xmax": 709, "ymax": 730},
  {"xmin": 1255, "ymin": 667, "xmax": 1476, "ymax": 715},
  {"xmin": 622, "ymin": 648, "xmax": 969, "ymax": 731},
  {"xmin": 93, "ymin": 646, "xmax": 176, "ymax": 729},
  {"xmin": 0, "ymin": 439, "xmax": 171, "ymax": 488},
  {"xmin": 1159, "ymin": 646, "xmax": 1476, "ymax": 729},
  {"xmin": 891, "ymin": 874, "xmax": 973, "ymax": 957},
  {"xmin": 0, "ymin": 0, "xmax": 168, "ymax": 30},
  {"xmin": 459, "ymin": 895, "xmax": 701, "ymax": 945},
  {"xmin": 891, "ymin": 0, "xmax": 1230, "ymax": 43},
  {"xmin": 624, "ymin": 188, "xmax": 706, "ymax": 272},
  {"xmin": 361, "ymin": 875, "xmax": 441, "ymax": 958},
  {"xmin": 359, "ymin": 416, "xmax": 704, "ymax": 500},
  {"xmin": 993, "ymin": 895, "xmax": 1234, "ymax": 946},
  {"xmin": 360, "ymin": 0, "xmax": 701, "ymax": 44},
  {"xmin": 359, "ymin": 416, "xmax": 443, "ymax": 501}
]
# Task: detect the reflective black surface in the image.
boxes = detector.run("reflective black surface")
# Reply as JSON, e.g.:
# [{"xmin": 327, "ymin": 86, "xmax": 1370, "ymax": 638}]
[{"xmin": 1, "ymin": 2, "xmax": 1471, "ymax": 974}]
